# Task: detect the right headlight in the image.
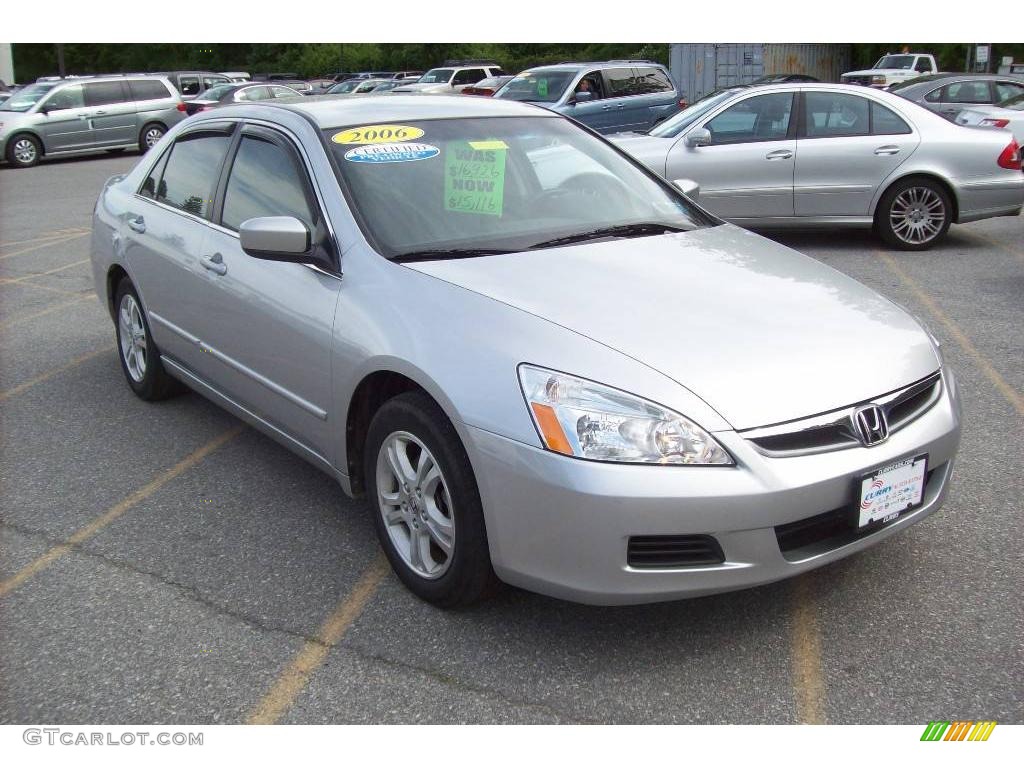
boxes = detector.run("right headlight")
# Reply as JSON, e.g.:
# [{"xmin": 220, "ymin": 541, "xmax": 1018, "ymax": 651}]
[{"xmin": 518, "ymin": 365, "xmax": 733, "ymax": 465}]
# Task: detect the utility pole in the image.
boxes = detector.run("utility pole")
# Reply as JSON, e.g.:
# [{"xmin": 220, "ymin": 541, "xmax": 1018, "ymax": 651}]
[{"xmin": 56, "ymin": 43, "xmax": 65, "ymax": 77}]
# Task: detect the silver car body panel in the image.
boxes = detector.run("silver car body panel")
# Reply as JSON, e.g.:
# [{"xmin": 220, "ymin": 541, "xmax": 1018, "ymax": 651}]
[
  {"xmin": 610, "ymin": 83, "xmax": 1024, "ymax": 229},
  {"xmin": 90, "ymin": 96, "xmax": 963, "ymax": 604}
]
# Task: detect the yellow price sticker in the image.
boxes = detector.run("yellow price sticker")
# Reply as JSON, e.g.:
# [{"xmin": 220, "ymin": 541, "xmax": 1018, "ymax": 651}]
[{"xmin": 331, "ymin": 125, "xmax": 425, "ymax": 145}]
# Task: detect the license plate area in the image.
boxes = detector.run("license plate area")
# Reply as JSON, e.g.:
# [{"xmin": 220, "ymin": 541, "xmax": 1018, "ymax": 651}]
[{"xmin": 852, "ymin": 454, "xmax": 928, "ymax": 530}]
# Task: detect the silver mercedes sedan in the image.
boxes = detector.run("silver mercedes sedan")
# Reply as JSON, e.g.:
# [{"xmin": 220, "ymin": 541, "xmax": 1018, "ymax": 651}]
[
  {"xmin": 611, "ymin": 83, "xmax": 1023, "ymax": 250},
  {"xmin": 90, "ymin": 96, "xmax": 962, "ymax": 607}
]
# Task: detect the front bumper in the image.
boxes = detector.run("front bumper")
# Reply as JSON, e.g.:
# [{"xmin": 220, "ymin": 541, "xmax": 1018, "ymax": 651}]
[{"xmin": 467, "ymin": 370, "xmax": 961, "ymax": 605}]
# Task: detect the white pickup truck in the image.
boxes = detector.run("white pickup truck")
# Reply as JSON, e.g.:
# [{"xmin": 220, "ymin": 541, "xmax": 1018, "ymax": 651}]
[{"xmin": 841, "ymin": 53, "xmax": 938, "ymax": 89}]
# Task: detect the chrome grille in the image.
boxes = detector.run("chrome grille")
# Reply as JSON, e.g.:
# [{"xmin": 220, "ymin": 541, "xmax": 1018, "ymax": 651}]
[{"xmin": 740, "ymin": 372, "xmax": 943, "ymax": 457}]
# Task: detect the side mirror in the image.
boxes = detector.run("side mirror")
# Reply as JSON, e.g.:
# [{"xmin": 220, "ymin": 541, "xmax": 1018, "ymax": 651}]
[
  {"xmin": 672, "ymin": 178, "xmax": 700, "ymax": 199},
  {"xmin": 572, "ymin": 91, "xmax": 594, "ymax": 104},
  {"xmin": 684, "ymin": 128, "xmax": 712, "ymax": 148},
  {"xmin": 239, "ymin": 216, "xmax": 311, "ymax": 261}
]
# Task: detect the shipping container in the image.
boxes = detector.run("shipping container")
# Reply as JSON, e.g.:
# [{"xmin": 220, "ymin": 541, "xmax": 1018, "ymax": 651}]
[{"xmin": 670, "ymin": 43, "xmax": 851, "ymax": 104}]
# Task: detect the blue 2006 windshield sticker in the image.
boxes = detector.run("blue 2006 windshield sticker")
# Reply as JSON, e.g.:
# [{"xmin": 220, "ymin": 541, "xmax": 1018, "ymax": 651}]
[{"xmin": 344, "ymin": 143, "xmax": 439, "ymax": 163}]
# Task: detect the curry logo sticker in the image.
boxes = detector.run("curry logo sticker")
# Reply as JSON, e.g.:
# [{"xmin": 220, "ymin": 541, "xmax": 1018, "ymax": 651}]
[
  {"xmin": 344, "ymin": 143, "xmax": 439, "ymax": 163},
  {"xmin": 332, "ymin": 125, "xmax": 425, "ymax": 145}
]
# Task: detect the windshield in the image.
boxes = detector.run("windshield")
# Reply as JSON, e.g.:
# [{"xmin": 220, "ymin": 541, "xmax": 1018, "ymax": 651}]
[
  {"xmin": 196, "ymin": 83, "xmax": 237, "ymax": 101},
  {"xmin": 998, "ymin": 93, "xmax": 1024, "ymax": 110},
  {"xmin": 419, "ymin": 69, "xmax": 454, "ymax": 84},
  {"xmin": 0, "ymin": 83, "xmax": 54, "ymax": 112},
  {"xmin": 495, "ymin": 70, "xmax": 575, "ymax": 103},
  {"xmin": 874, "ymin": 55, "xmax": 916, "ymax": 70},
  {"xmin": 372, "ymin": 82, "xmax": 400, "ymax": 92},
  {"xmin": 648, "ymin": 90, "xmax": 736, "ymax": 137},
  {"xmin": 324, "ymin": 116, "xmax": 714, "ymax": 259}
]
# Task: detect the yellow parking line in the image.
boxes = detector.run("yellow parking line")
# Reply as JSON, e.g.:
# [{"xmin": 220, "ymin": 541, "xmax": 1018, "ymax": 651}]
[
  {"xmin": 0, "ymin": 426, "xmax": 243, "ymax": 598},
  {"xmin": 0, "ymin": 229, "xmax": 89, "ymax": 249},
  {"xmin": 790, "ymin": 575, "xmax": 826, "ymax": 724},
  {"xmin": 246, "ymin": 553, "xmax": 390, "ymax": 724},
  {"xmin": 0, "ymin": 258, "xmax": 90, "ymax": 285},
  {"xmin": 875, "ymin": 250, "xmax": 1024, "ymax": 417},
  {"xmin": 0, "ymin": 346, "xmax": 113, "ymax": 402},
  {"xmin": 0, "ymin": 231, "xmax": 89, "ymax": 261},
  {"xmin": 0, "ymin": 294, "xmax": 94, "ymax": 330}
]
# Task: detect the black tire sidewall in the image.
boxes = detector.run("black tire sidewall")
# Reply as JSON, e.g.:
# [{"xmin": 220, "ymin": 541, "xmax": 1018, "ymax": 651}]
[
  {"xmin": 139, "ymin": 123, "xmax": 165, "ymax": 153},
  {"xmin": 877, "ymin": 178, "xmax": 952, "ymax": 251},
  {"xmin": 113, "ymin": 279, "xmax": 178, "ymax": 400},
  {"xmin": 364, "ymin": 392, "xmax": 495, "ymax": 608},
  {"xmin": 6, "ymin": 133, "xmax": 41, "ymax": 168}
]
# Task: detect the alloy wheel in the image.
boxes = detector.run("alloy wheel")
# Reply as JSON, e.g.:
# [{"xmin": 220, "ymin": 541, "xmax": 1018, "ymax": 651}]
[
  {"xmin": 889, "ymin": 186, "xmax": 946, "ymax": 245},
  {"xmin": 118, "ymin": 294, "xmax": 148, "ymax": 382},
  {"xmin": 144, "ymin": 127, "xmax": 164, "ymax": 148},
  {"xmin": 375, "ymin": 430, "xmax": 455, "ymax": 579},
  {"xmin": 13, "ymin": 138, "xmax": 37, "ymax": 165}
]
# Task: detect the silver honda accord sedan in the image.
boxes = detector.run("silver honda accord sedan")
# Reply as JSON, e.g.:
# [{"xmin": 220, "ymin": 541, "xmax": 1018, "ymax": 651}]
[
  {"xmin": 90, "ymin": 96, "xmax": 962, "ymax": 607},
  {"xmin": 610, "ymin": 83, "xmax": 1023, "ymax": 250}
]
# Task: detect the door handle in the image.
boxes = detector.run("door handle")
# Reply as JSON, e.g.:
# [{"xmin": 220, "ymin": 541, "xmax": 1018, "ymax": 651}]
[
  {"xmin": 201, "ymin": 252, "xmax": 227, "ymax": 276},
  {"xmin": 127, "ymin": 216, "xmax": 146, "ymax": 234},
  {"xmin": 874, "ymin": 145, "xmax": 901, "ymax": 155},
  {"xmin": 601, "ymin": 104, "xmax": 612, "ymax": 110},
  {"xmin": 93, "ymin": 110, "xmax": 107, "ymax": 116},
  {"xmin": 765, "ymin": 149, "xmax": 793, "ymax": 160}
]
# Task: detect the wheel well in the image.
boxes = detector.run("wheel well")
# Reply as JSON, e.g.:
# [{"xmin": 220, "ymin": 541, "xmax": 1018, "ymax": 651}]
[
  {"xmin": 875, "ymin": 173, "xmax": 959, "ymax": 223},
  {"xmin": 6, "ymin": 131, "xmax": 45, "ymax": 157},
  {"xmin": 345, "ymin": 371, "xmax": 428, "ymax": 497},
  {"xmin": 140, "ymin": 120, "xmax": 166, "ymax": 136},
  {"xmin": 106, "ymin": 265, "xmax": 129, "ymax": 321}
]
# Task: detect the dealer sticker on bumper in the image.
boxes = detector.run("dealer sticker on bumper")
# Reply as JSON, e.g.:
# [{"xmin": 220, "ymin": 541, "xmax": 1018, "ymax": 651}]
[{"xmin": 857, "ymin": 454, "xmax": 927, "ymax": 528}]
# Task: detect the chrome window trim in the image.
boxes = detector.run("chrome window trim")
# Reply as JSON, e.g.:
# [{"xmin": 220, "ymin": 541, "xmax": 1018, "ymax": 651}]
[{"xmin": 740, "ymin": 371, "xmax": 943, "ymax": 457}]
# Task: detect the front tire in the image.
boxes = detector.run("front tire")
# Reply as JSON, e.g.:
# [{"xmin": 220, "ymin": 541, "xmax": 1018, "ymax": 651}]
[
  {"xmin": 6, "ymin": 134, "xmax": 41, "ymax": 168},
  {"xmin": 875, "ymin": 178, "xmax": 952, "ymax": 250},
  {"xmin": 364, "ymin": 392, "xmax": 497, "ymax": 608},
  {"xmin": 114, "ymin": 279, "xmax": 183, "ymax": 400}
]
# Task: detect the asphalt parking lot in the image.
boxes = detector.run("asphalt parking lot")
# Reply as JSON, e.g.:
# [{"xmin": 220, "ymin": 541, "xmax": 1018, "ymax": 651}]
[{"xmin": 1, "ymin": 151, "xmax": 1021, "ymax": 725}]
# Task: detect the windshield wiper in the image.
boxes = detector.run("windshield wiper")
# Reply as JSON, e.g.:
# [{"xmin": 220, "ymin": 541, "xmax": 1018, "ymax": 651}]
[
  {"xmin": 528, "ymin": 222, "xmax": 687, "ymax": 251},
  {"xmin": 393, "ymin": 247, "xmax": 517, "ymax": 263}
]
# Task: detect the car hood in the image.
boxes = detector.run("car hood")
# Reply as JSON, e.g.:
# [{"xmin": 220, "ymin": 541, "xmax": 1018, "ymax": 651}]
[
  {"xmin": 608, "ymin": 133, "xmax": 674, "ymax": 175},
  {"xmin": 403, "ymin": 225, "xmax": 939, "ymax": 430}
]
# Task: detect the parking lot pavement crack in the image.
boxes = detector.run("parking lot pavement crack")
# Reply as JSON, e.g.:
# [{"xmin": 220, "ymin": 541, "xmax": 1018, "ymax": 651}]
[
  {"xmin": 341, "ymin": 642, "xmax": 595, "ymax": 724},
  {"xmin": 0, "ymin": 520, "xmax": 331, "ymax": 648}
]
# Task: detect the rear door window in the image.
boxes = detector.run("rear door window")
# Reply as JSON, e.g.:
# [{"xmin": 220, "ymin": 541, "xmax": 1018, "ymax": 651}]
[
  {"xmin": 944, "ymin": 81, "xmax": 993, "ymax": 104},
  {"xmin": 155, "ymin": 131, "xmax": 233, "ymax": 219},
  {"xmin": 633, "ymin": 67, "xmax": 673, "ymax": 94},
  {"xmin": 870, "ymin": 102, "xmax": 912, "ymax": 135},
  {"xmin": 84, "ymin": 81, "xmax": 128, "ymax": 107},
  {"xmin": 604, "ymin": 67, "xmax": 638, "ymax": 98},
  {"xmin": 128, "ymin": 79, "xmax": 172, "ymax": 101},
  {"xmin": 452, "ymin": 69, "xmax": 487, "ymax": 86},
  {"xmin": 803, "ymin": 92, "xmax": 870, "ymax": 137}
]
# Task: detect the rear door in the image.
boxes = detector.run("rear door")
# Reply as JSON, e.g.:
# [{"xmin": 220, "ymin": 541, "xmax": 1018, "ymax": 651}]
[
  {"xmin": 187, "ymin": 125, "xmax": 342, "ymax": 460},
  {"xmin": 668, "ymin": 90, "xmax": 796, "ymax": 219},
  {"xmin": 84, "ymin": 81, "xmax": 137, "ymax": 147},
  {"xmin": 37, "ymin": 83, "xmax": 93, "ymax": 151},
  {"xmin": 600, "ymin": 67, "xmax": 641, "ymax": 133},
  {"xmin": 122, "ymin": 124, "xmax": 235, "ymax": 370},
  {"xmin": 794, "ymin": 91, "xmax": 918, "ymax": 217},
  {"xmin": 629, "ymin": 66, "xmax": 679, "ymax": 131}
]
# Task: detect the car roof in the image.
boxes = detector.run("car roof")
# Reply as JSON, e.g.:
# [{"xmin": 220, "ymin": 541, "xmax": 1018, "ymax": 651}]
[
  {"xmin": 523, "ymin": 62, "xmax": 667, "ymax": 73},
  {"xmin": 254, "ymin": 94, "xmax": 553, "ymax": 126}
]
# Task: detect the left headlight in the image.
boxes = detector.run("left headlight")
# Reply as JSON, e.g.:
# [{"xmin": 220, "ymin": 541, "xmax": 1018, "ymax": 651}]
[{"xmin": 518, "ymin": 365, "xmax": 733, "ymax": 465}]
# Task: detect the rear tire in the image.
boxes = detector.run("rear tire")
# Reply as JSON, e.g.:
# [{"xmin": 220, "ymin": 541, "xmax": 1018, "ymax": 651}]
[
  {"xmin": 138, "ymin": 122, "xmax": 166, "ymax": 153},
  {"xmin": 875, "ymin": 177, "xmax": 952, "ymax": 250},
  {"xmin": 113, "ymin": 278, "xmax": 184, "ymax": 401},
  {"xmin": 364, "ymin": 392, "xmax": 498, "ymax": 608},
  {"xmin": 6, "ymin": 133, "xmax": 41, "ymax": 168}
]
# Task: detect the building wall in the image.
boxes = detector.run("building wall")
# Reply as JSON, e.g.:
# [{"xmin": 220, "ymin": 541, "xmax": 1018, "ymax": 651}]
[{"xmin": 669, "ymin": 44, "xmax": 851, "ymax": 103}]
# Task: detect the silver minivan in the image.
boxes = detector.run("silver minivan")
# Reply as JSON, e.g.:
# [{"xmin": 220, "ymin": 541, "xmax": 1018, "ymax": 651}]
[{"xmin": 0, "ymin": 75, "xmax": 187, "ymax": 168}]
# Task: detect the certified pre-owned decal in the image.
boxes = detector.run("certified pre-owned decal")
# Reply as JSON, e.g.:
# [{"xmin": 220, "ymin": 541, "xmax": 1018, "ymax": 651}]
[
  {"xmin": 344, "ymin": 143, "xmax": 440, "ymax": 163},
  {"xmin": 332, "ymin": 125, "xmax": 425, "ymax": 145}
]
